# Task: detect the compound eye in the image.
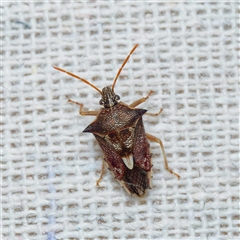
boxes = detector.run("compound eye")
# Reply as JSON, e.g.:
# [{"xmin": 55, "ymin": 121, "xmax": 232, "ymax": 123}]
[
  {"xmin": 99, "ymin": 99, "xmax": 104, "ymax": 105},
  {"xmin": 115, "ymin": 95, "xmax": 120, "ymax": 101}
]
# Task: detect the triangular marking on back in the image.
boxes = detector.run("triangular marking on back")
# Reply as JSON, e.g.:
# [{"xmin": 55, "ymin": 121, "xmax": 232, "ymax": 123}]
[{"xmin": 122, "ymin": 155, "xmax": 134, "ymax": 169}]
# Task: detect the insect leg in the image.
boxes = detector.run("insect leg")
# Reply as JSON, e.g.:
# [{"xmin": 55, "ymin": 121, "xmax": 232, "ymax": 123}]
[
  {"xmin": 145, "ymin": 108, "xmax": 163, "ymax": 116},
  {"xmin": 146, "ymin": 133, "xmax": 180, "ymax": 179},
  {"xmin": 129, "ymin": 91, "xmax": 163, "ymax": 116},
  {"xmin": 96, "ymin": 161, "xmax": 105, "ymax": 186},
  {"xmin": 129, "ymin": 90, "xmax": 153, "ymax": 108},
  {"xmin": 68, "ymin": 99, "xmax": 99, "ymax": 116}
]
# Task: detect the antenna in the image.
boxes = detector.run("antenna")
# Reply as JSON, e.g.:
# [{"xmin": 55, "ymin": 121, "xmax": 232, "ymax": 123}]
[
  {"xmin": 111, "ymin": 44, "xmax": 138, "ymax": 92},
  {"xmin": 53, "ymin": 66, "xmax": 102, "ymax": 95}
]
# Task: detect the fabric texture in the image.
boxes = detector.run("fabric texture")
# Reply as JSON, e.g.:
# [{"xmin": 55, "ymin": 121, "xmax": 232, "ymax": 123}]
[{"xmin": 2, "ymin": 2, "xmax": 239, "ymax": 240}]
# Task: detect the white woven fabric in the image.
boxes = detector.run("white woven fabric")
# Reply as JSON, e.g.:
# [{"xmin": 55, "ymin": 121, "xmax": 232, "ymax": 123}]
[{"xmin": 3, "ymin": 2, "xmax": 239, "ymax": 240}]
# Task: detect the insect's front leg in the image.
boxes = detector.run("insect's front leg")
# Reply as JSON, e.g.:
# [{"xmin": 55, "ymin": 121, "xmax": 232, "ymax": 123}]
[
  {"xmin": 146, "ymin": 133, "xmax": 180, "ymax": 179},
  {"xmin": 68, "ymin": 99, "xmax": 99, "ymax": 116},
  {"xmin": 129, "ymin": 91, "xmax": 163, "ymax": 116},
  {"xmin": 129, "ymin": 90, "xmax": 153, "ymax": 108}
]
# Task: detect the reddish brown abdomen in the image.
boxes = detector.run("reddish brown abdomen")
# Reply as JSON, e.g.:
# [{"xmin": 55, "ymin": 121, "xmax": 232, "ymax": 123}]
[{"xmin": 83, "ymin": 103, "xmax": 152, "ymax": 197}]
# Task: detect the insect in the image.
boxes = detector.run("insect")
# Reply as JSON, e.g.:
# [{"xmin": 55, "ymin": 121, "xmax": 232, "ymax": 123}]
[{"xmin": 54, "ymin": 44, "xmax": 180, "ymax": 197}]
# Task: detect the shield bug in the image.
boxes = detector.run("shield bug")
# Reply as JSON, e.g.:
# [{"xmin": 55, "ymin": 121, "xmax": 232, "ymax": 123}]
[{"xmin": 54, "ymin": 44, "xmax": 180, "ymax": 197}]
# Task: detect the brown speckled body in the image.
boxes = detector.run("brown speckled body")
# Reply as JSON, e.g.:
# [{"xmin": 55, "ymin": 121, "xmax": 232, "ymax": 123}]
[
  {"xmin": 53, "ymin": 44, "xmax": 180, "ymax": 197},
  {"xmin": 83, "ymin": 103, "xmax": 152, "ymax": 197}
]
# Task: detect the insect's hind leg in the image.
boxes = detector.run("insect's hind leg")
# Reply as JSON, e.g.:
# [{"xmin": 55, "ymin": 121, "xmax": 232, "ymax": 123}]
[
  {"xmin": 68, "ymin": 99, "xmax": 99, "ymax": 116},
  {"xmin": 96, "ymin": 161, "xmax": 105, "ymax": 186},
  {"xmin": 146, "ymin": 133, "xmax": 180, "ymax": 179}
]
